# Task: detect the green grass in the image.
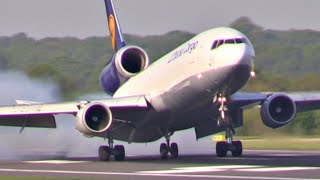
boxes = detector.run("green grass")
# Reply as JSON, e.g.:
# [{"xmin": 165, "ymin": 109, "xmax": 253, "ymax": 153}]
[{"xmin": 235, "ymin": 136, "xmax": 320, "ymax": 150}]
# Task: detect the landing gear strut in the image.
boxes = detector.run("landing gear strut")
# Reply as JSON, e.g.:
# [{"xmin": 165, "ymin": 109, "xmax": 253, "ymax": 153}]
[
  {"xmin": 160, "ymin": 132, "xmax": 179, "ymax": 159},
  {"xmin": 215, "ymin": 94, "xmax": 243, "ymax": 157},
  {"xmin": 99, "ymin": 135, "xmax": 125, "ymax": 161}
]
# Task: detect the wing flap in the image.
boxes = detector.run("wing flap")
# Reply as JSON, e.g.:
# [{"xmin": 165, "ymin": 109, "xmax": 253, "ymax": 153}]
[{"xmin": 0, "ymin": 114, "xmax": 56, "ymax": 128}]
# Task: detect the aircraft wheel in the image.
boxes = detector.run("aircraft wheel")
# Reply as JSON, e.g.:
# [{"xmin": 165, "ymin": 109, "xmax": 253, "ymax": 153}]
[
  {"xmin": 231, "ymin": 140, "xmax": 243, "ymax": 157},
  {"xmin": 216, "ymin": 141, "xmax": 228, "ymax": 157},
  {"xmin": 114, "ymin": 145, "xmax": 125, "ymax": 161},
  {"xmin": 160, "ymin": 143, "xmax": 169, "ymax": 159},
  {"xmin": 170, "ymin": 143, "xmax": 179, "ymax": 159},
  {"xmin": 99, "ymin": 146, "xmax": 111, "ymax": 161}
]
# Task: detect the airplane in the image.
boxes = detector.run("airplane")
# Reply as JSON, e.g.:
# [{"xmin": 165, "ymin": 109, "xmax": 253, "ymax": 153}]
[{"xmin": 0, "ymin": 0, "xmax": 320, "ymax": 161}]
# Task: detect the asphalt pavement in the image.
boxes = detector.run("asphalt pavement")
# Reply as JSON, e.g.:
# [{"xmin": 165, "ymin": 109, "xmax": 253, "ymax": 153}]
[{"xmin": 0, "ymin": 150, "xmax": 319, "ymax": 179}]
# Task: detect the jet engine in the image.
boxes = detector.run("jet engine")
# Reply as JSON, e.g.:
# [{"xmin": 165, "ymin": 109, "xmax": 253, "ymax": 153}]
[
  {"xmin": 100, "ymin": 45, "xmax": 149, "ymax": 94},
  {"xmin": 114, "ymin": 45, "xmax": 149, "ymax": 78},
  {"xmin": 260, "ymin": 94, "xmax": 296, "ymax": 128},
  {"xmin": 76, "ymin": 102, "xmax": 113, "ymax": 136}
]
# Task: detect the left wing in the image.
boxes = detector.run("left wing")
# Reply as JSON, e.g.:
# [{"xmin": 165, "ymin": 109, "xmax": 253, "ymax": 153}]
[
  {"xmin": 230, "ymin": 92, "xmax": 320, "ymax": 128},
  {"xmin": 231, "ymin": 92, "xmax": 320, "ymax": 112}
]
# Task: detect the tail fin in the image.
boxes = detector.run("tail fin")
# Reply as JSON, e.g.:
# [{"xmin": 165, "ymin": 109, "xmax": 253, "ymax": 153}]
[{"xmin": 104, "ymin": 0, "xmax": 126, "ymax": 52}]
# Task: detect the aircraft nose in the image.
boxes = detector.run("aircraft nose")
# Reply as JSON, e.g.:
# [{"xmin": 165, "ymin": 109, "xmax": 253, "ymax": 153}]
[
  {"xmin": 208, "ymin": 41, "xmax": 255, "ymax": 72},
  {"xmin": 241, "ymin": 44, "xmax": 255, "ymax": 68}
]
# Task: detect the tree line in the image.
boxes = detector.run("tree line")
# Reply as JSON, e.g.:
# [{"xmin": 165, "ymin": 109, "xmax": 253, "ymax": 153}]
[{"xmin": 1, "ymin": 17, "xmax": 320, "ymax": 135}]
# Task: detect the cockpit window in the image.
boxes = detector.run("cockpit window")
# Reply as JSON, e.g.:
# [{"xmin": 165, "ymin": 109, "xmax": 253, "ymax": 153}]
[
  {"xmin": 235, "ymin": 38, "xmax": 243, "ymax": 43},
  {"xmin": 211, "ymin": 38, "xmax": 247, "ymax": 50},
  {"xmin": 224, "ymin": 39, "xmax": 235, "ymax": 44},
  {"xmin": 217, "ymin": 40, "xmax": 224, "ymax": 48},
  {"xmin": 211, "ymin": 40, "xmax": 218, "ymax": 49}
]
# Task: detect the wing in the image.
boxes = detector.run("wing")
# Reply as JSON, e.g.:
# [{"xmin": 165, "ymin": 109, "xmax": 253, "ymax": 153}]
[
  {"xmin": 0, "ymin": 95, "xmax": 148, "ymax": 129},
  {"xmin": 230, "ymin": 91, "xmax": 320, "ymax": 129},
  {"xmin": 231, "ymin": 92, "xmax": 320, "ymax": 112}
]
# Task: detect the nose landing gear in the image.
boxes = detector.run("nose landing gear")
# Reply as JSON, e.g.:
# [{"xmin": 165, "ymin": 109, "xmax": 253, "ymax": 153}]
[{"xmin": 215, "ymin": 94, "xmax": 243, "ymax": 157}]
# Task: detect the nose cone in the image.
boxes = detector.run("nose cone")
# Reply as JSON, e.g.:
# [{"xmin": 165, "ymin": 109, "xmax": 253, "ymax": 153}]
[
  {"xmin": 237, "ymin": 43, "xmax": 255, "ymax": 69},
  {"xmin": 213, "ymin": 42, "xmax": 255, "ymax": 70}
]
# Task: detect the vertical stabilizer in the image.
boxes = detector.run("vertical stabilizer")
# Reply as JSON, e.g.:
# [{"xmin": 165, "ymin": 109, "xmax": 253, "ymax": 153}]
[{"xmin": 104, "ymin": 0, "xmax": 126, "ymax": 52}]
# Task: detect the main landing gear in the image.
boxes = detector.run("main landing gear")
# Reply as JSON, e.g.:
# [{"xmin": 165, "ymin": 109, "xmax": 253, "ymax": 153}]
[
  {"xmin": 99, "ymin": 136, "xmax": 125, "ymax": 161},
  {"xmin": 160, "ymin": 133, "xmax": 179, "ymax": 159},
  {"xmin": 215, "ymin": 95, "xmax": 243, "ymax": 157}
]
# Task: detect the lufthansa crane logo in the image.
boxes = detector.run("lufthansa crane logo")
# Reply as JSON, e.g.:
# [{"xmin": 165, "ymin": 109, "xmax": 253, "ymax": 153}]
[{"xmin": 108, "ymin": 14, "xmax": 116, "ymax": 51}]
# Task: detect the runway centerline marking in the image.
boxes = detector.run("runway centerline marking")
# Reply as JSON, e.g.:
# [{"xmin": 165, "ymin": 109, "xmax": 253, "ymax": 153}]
[{"xmin": 0, "ymin": 168, "xmax": 317, "ymax": 180}]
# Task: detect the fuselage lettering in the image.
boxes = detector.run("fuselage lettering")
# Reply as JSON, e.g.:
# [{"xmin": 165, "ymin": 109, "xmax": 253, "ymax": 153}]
[{"xmin": 168, "ymin": 41, "xmax": 198, "ymax": 63}]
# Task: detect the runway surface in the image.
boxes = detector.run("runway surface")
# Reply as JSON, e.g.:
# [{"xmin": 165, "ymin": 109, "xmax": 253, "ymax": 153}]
[{"xmin": 0, "ymin": 150, "xmax": 319, "ymax": 179}]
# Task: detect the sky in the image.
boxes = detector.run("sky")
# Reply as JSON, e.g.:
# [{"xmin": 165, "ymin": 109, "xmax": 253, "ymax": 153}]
[{"xmin": 0, "ymin": 0, "xmax": 320, "ymax": 39}]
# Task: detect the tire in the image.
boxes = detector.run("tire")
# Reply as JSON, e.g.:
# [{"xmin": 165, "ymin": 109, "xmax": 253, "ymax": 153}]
[
  {"xmin": 231, "ymin": 141, "xmax": 243, "ymax": 157},
  {"xmin": 216, "ymin": 142, "xmax": 227, "ymax": 157},
  {"xmin": 170, "ymin": 143, "xmax": 179, "ymax": 159},
  {"xmin": 160, "ymin": 143, "xmax": 168, "ymax": 159},
  {"xmin": 114, "ymin": 145, "xmax": 125, "ymax": 161},
  {"xmin": 99, "ymin": 146, "xmax": 111, "ymax": 161}
]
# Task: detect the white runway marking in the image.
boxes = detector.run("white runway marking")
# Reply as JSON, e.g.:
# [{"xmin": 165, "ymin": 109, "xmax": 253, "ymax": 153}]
[
  {"xmin": 236, "ymin": 167, "xmax": 320, "ymax": 172},
  {"xmin": 138, "ymin": 165, "xmax": 320, "ymax": 174},
  {"xmin": 0, "ymin": 168, "xmax": 317, "ymax": 180},
  {"xmin": 24, "ymin": 160, "xmax": 88, "ymax": 164},
  {"xmin": 138, "ymin": 165, "xmax": 261, "ymax": 174}
]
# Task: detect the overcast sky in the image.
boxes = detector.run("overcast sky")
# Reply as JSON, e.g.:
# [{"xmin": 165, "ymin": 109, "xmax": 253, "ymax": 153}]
[{"xmin": 0, "ymin": 0, "xmax": 320, "ymax": 39}]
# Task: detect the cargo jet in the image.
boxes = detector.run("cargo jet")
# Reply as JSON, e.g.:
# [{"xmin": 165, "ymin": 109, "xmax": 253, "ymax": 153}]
[{"xmin": 1, "ymin": 0, "xmax": 320, "ymax": 161}]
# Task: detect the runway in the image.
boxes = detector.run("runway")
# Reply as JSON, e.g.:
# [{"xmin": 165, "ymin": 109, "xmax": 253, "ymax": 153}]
[{"xmin": 0, "ymin": 150, "xmax": 319, "ymax": 179}]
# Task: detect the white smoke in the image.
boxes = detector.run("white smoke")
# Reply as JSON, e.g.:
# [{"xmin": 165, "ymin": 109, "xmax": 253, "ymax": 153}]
[
  {"xmin": 0, "ymin": 71, "xmax": 61, "ymax": 105},
  {"xmin": 0, "ymin": 71, "xmax": 215, "ymax": 160},
  {"xmin": 0, "ymin": 71, "xmax": 104, "ymax": 160}
]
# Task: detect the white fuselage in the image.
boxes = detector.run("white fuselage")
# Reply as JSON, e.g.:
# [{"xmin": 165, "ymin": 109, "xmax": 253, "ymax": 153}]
[{"xmin": 113, "ymin": 27, "xmax": 255, "ymax": 104}]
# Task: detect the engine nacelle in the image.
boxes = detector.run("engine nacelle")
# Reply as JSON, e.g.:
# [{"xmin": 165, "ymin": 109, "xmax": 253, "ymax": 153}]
[
  {"xmin": 76, "ymin": 102, "xmax": 113, "ymax": 136},
  {"xmin": 114, "ymin": 45, "xmax": 149, "ymax": 78},
  {"xmin": 260, "ymin": 94, "xmax": 296, "ymax": 128},
  {"xmin": 100, "ymin": 45, "xmax": 149, "ymax": 94}
]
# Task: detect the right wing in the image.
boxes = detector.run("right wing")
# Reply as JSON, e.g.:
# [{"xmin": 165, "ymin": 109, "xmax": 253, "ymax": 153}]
[{"xmin": 0, "ymin": 96, "xmax": 148, "ymax": 129}]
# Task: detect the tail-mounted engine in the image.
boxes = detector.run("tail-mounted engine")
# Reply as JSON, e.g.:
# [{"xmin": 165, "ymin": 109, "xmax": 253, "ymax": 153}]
[
  {"xmin": 100, "ymin": 46, "xmax": 149, "ymax": 94},
  {"xmin": 76, "ymin": 102, "xmax": 113, "ymax": 136},
  {"xmin": 260, "ymin": 94, "xmax": 296, "ymax": 128},
  {"xmin": 115, "ymin": 46, "xmax": 149, "ymax": 78}
]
